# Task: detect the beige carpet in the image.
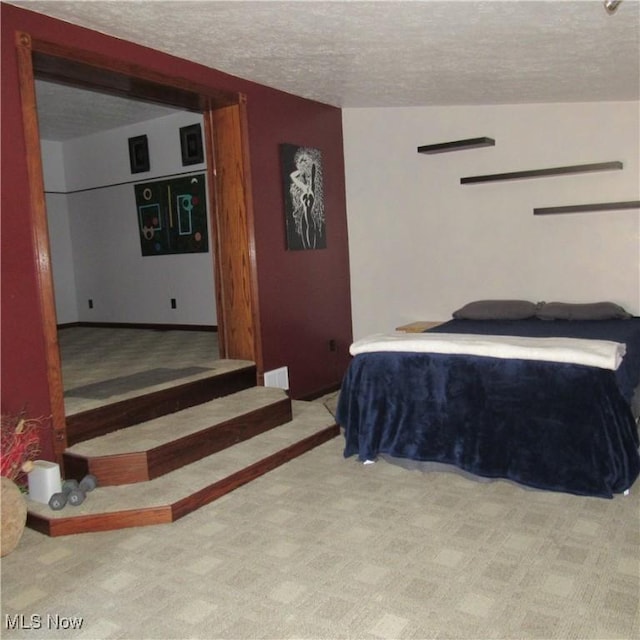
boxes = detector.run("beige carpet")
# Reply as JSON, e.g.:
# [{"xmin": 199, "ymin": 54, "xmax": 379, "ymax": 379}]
[
  {"xmin": 25, "ymin": 397, "xmax": 335, "ymax": 520},
  {"xmin": 59, "ymin": 327, "xmax": 222, "ymax": 415},
  {"xmin": 2, "ymin": 418, "xmax": 638, "ymax": 640}
]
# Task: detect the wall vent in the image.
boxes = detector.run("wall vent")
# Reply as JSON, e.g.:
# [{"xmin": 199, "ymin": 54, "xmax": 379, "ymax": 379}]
[{"xmin": 263, "ymin": 366, "xmax": 289, "ymax": 390}]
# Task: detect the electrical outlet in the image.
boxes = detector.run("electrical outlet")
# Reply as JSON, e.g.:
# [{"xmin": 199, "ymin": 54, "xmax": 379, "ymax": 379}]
[
  {"xmin": 171, "ymin": 298, "xmax": 177, "ymax": 309},
  {"xmin": 329, "ymin": 339, "xmax": 337, "ymax": 352},
  {"xmin": 88, "ymin": 299, "xmax": 93, "ymax": 309}
]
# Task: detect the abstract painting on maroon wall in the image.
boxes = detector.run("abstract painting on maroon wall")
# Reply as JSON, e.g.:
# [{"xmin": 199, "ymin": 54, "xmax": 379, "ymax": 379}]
[{"xmin": 280, "ymin": 144, "xmax": 326, "ymax": 250}]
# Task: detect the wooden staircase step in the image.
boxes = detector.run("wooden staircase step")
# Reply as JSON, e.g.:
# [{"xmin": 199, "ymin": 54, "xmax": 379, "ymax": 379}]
[
  {"xmin": 26, "ymin": 400, "xmax": 339, "ymax": 536},
  {"xmin": 62, "ymin": 387, "xmax": 292, "ymax": 486},
  {"xmin": 65, "ymin": 360, "xmax": 256, "ymax": 445}
]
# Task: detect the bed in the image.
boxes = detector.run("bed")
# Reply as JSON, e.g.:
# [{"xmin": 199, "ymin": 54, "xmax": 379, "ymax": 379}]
[{"xmin": 336, "ymin": 301, "xmax": 640, "ymax": 498}]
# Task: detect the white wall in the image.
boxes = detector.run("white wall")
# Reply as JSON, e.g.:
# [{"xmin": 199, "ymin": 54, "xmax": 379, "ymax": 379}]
[
  {"xmin": 42, "ymin": 112, "xmax": 217, "ymax": 326},
  {"xmin": 42, "ymin": 140, "xmax": 78, "ymax": 324},
  {"xmin": 343, "ymin": 102, "xmax": 640, "ymax": 339}
]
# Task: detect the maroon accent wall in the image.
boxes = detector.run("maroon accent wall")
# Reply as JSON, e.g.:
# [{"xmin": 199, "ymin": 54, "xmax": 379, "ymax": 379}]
[
  {"xmin": 1, "ymin": 5, "xmax": 352, "ymax": 460},
  {"xmin": 246, "ymin": 89, "xmax": 353, "ymax": 397}
]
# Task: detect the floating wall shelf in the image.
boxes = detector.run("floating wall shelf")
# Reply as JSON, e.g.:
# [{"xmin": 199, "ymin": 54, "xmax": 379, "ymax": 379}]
[
  {"xmin": 534, "ymin": 200, "xmax": 640, "ymax": 216},
  {"xmin": 461, "ymin": 161, "xmax": 623, "ymax": 184},
  {"xmin": 417, "ymin": 137, "xmax": 495, "ymax": 154}
]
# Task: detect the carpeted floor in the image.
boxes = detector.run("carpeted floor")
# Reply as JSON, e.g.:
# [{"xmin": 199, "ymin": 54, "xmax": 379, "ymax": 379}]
[
  {"xmin": 58, "ymin": 327, "xmax": 221, "ymax": 414},
  {"xmin": 6, "ymin": 328, "xmax": 637, "ymax": 639},
  {"xmin": 2, "ymin": 429, "xmax": 639, "ymax": 640},
  {"xmin": 65, "ymin": 366, "xmax": 214, "ymax": 400}
]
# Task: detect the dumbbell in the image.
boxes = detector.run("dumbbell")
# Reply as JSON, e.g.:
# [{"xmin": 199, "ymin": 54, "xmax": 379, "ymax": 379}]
[
  {"xmin": 48, "ymin": 479, "xmax": 85, "ymax": 510},
  {"xmin": 79, "ymin": 474, "xmax": 98, "ymax": 493},
  {"xmin": 48, "ymin": 475, "xmax": 97, "ymax": 510}
]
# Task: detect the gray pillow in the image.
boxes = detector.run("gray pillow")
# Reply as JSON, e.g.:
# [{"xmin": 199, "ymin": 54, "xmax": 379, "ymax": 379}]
[
  {"xmin": 536, "ymin": 301, "xmax": 631, "ymax": 321},
  {"xmin": 452, "ymin": 299, "xmax": 538, "ymax": 320}
]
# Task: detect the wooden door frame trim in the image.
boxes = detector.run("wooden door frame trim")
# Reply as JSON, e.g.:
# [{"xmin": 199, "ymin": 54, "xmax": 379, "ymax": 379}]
[
  {"xmin": 236, "ymin": 98, "xmax": 264, "ymax": 374},
  {"xmin": 14, "ymin": 30, "xmax": 261, "ymax": 461},
  {"xmin": 15, "ymin": 32, "xmax": 67, "ymax": 457}
]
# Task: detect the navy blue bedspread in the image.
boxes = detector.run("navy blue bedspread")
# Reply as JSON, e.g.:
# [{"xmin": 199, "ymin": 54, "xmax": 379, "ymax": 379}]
[{"xmin": 337, "ymin": 318, "xmax": 640, "ymax": 498}]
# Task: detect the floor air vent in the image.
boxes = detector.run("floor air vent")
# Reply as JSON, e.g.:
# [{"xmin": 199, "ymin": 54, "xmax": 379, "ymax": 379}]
[{"xmin": 264, "ymin": 366, "xmax": 289, "ymax": 390}]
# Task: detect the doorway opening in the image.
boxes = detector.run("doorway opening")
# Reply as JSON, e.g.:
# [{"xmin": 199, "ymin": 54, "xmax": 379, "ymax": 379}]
[
  {"xmin": 36, "ymin": 78, "xmax": 221, "ymax": 415},
  {"xmin": 16, "ymin": 31, "xmax": 262, "ymax": 460}
]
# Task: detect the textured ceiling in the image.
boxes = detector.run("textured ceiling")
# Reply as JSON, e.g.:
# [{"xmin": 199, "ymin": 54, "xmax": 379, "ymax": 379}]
[
  {"xmin": 9, "ymin": 0, "xmax": 640, "ymax": 141},
  {"xmin": 34, "ymin": 80, "xmax": 184, "ymax": 141}
]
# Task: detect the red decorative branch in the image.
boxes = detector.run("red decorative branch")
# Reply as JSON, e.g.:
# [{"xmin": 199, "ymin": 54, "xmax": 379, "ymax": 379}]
[{"xmin": 1, "ymin": 410, "xmax": 46, "ymax": 486}]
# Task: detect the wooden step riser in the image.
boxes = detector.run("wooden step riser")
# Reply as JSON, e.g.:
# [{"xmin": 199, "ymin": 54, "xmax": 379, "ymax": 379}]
[
  {"xmin": 65, "ymin": 366, "xmax": 257, "ymax": 446},
  {"xmin": 26, "ymin": 506, "xmax": 172, "ymax": 537},
  {"xmin": 62, "ymin": 397, "xmax": 293, "ymax": 486},
  {"xmin": 171, "ymin": 424, "xmax": 340, "ymax": 520},
  {"xmin": 27, "ymin": 424, "xmax": 340, "ymax": 536}
]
